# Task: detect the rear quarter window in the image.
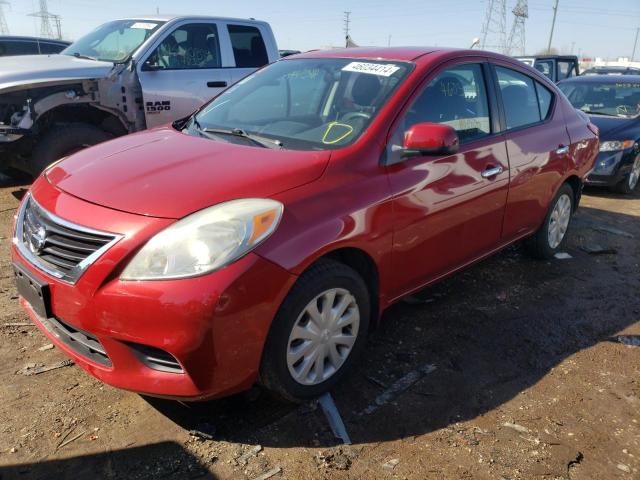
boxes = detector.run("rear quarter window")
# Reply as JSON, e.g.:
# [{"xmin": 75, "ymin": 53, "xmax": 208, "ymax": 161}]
[{"xmin": 227, "ymin": 24, "xmax": 268, "ymax": 68}]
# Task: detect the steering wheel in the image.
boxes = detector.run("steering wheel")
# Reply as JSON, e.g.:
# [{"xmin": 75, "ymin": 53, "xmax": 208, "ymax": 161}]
[
  {"xmin": 340, "ymin": 111, "xmax": 371, "ymax": 123},
  {"xmin": 616, "ymin": 105, "xmax": 629, "ymax": 115}
]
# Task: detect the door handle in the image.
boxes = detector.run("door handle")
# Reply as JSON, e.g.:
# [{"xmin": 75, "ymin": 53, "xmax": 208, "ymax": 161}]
[
  {"xmin": 481, "ymin": 165, "xmax": 504, "ymax": 178},
  {"xmin": 556, "ymin": 145, "xmax": 570, "ymax": 155},
  {"xmin": 207, "ymin": 81, "xmax": 227, "ymax": 88}
]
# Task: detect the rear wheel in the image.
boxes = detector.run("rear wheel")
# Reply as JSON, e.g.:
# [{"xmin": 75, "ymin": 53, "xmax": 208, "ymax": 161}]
[
  {"xmin": 614, "ymin": 154, "xmax": 640, "ymax": 195},
  {"xmin": 525, "ymin": 183, "xmax": 574, "ymax": 259},
  {"xmin": 29, "ymin": 123, "xmax": 111, "ymax": 176},
  {"xmin": 259, "ymin": 259, "xmax": 370, "ymax": 401}
]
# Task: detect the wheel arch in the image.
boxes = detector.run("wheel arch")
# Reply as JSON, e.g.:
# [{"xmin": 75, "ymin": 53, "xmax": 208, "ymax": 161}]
[
  {"xmin": 562, "ymin": 174, "xmax": 583, "ymax": 212},
  {"xmin": 36, "ymin": 104, "xmax": 128, "ymax": 137},
  {"xmin": 302, "ymin": 246, "xmax": 381, "ymax": 329}
]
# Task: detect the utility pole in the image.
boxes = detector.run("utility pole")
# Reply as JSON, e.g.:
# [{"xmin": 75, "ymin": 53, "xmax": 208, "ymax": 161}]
[
  {"xmin": 0, "ymin": 1, "xmax": 9, "ymax": 35},
  {"xmin": 632, "ymin": 27, "xmax": 639, "ymax": 62},
  {"xmin": 343, "ymin": 11, "xmax": 351, "ymax": 36},
  {"xmin": 547, "ymin": 0, "xmax": 559, "ymax": 53}
]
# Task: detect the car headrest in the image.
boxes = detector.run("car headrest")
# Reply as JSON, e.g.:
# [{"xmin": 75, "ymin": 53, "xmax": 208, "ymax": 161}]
[{"xmin": 352, "ymin": 74, "xmax": 382, "ymax": 107}]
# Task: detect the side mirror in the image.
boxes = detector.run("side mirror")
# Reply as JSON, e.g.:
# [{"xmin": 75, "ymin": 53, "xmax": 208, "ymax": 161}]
[{"xmin": 402, "ymin": 123, "xmax": 459, "ymax": 157}]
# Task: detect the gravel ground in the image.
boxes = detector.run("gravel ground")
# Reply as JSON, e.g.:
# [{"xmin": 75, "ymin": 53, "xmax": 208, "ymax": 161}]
[{"xmin": 0, "ymin": 179, "xmax": 638, "ymax": 480}]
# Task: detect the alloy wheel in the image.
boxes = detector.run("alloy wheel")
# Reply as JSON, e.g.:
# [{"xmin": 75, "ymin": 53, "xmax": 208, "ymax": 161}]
[
  {"xmin": 547, "ymin": 193, "xmax": 572, "ymax": 249},
  {"xmin": 629, "ymin": 155, "xmax": 640, "ymax": 191},
  {"xmin": 286, "ymin": 288, "xmax": 360, "ymax": 386}
]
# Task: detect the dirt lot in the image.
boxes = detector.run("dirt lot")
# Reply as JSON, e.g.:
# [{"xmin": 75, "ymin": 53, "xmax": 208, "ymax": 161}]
[{"xmin": 0, "ymin": 179, "xmax": 638, "ymax": 480}]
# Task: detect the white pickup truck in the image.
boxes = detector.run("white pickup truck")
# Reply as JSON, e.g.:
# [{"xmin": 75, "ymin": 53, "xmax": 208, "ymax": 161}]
[{"xmin": 0, "ymin": 16, "xmax": 279, "ymax": 175}]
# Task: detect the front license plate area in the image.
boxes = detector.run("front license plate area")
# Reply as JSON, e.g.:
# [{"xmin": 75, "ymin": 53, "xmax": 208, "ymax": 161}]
[{"xmin": 14, "ymin": 263, "xmax": 51, "ymax": 318}]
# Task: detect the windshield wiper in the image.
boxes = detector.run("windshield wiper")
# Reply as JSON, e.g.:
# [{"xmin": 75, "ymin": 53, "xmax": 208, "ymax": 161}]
[
  {"xmin": 581, "ymin": 110, "xmax": 621, "ymax": 118},
  {"xmin": 71, "ymin": 52, "xmax": 98, "ymax": 61},
  {"xmin": 200, "ymin": 127, "xmax": 284, "ymax": 149}
]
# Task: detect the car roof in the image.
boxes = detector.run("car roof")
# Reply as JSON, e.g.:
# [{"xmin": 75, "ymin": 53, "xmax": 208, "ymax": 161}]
[
  {"xmin": 559, "ymin": 74, "xmax": 640, "ymax": 84},
  {"xmin": 0, "ymin": 35, "xmax": 70, "ymax": 44},
  {"xmin": 116, "ymin": 15, "xmax": 270, "ymax": 25},
  {"xmin": 291, "ymin": 47, "xmax": 457, "ymax": 62},
  {"xmin": 515, "ymin": 55, "xmax": 577, "ymax": 60}
]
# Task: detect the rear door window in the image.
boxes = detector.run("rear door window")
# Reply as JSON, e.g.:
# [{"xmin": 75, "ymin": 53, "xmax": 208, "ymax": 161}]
[
  {"xmin": 535, "ymin": 81, "xmax": 554, "ymax": 119},
  {"xmin": 227, "ymin": 24, "xmax": 268, "ymax": 68},
  {"xmin": 496, "ymin": 66, "xmax": 542, "ymax": 129}
]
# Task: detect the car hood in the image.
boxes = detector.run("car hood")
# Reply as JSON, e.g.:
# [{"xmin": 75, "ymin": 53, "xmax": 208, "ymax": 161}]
[
  {"xmin": 0, "ymin": 54, "xmax": 114, "ymax": 93},
  {"xmin": 588, "ymin": 114, "xmax": 639, "ymax": 139},
  {"xmin": 46, "ymin": 126, "xmax": 331, "ymax": 219}
]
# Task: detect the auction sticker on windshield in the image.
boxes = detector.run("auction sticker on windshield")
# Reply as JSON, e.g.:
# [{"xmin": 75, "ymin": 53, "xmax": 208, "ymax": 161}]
[
  {"xmin": 131, "ymin": 22, "xmax": 158, "ymax": 29},
  {"xmin": 342, "ymin": 62, "xmax": 400, "ymax": 77}
]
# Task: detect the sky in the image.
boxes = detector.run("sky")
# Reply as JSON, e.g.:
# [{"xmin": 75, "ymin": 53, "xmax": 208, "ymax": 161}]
[{"xmin": 3, "ymin": 0, "xmax": 640, "ymax": 60}]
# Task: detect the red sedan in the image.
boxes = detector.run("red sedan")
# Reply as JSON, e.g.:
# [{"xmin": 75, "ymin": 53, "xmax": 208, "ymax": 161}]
[{"xmin": 12, "ymin": 48, "xmax": 598, "ymax": 401}]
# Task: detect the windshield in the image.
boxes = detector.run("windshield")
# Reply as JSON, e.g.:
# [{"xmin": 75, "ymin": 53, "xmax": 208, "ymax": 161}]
[
  {"xmin": 559, "ymin": 80, "xmax": 640, "ymax": 118},
  {"xmin": 190, "ymin": 58, "xmax": 412, "ymax": 150},
  {"xmin": 62, "ymin": 20, "xmax": 164, "ymax": 62}
]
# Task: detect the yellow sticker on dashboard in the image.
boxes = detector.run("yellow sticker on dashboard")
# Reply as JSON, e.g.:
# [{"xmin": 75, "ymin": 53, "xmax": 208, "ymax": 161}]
[{"xmin": 322, "ymin": 122, "xmax": 354, "ymax": 144}]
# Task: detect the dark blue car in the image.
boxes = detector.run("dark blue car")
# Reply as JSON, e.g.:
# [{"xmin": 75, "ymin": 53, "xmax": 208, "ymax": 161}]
[{"xmin": 559, "ymin": 75, "xmax": 640, "ymax": 194}]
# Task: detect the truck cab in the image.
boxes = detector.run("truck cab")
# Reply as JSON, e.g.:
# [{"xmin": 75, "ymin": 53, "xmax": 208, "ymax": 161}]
[
  {"xmin": 515, "ymin": 55, "xmax": 580, "ymax": 83},
  {"xmin": 0, "ymin": 16, "xmax": 278, "ymax": 175}
]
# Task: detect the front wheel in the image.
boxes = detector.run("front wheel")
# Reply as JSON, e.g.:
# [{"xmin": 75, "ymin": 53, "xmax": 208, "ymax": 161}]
[
  {"xmin": 525, "ymin": 183, "xmax": 575, "ymax": 260},
  {"xmin": 29, "ymin": 123, "xmax": 111, "ymax": 176},
  {"xmin": 614, "ymin": 154, "xmax": 640, "ymax": 195},
  {"xmin": 259, "ymin": 259, "xmax": 370, "ymax": 401}
]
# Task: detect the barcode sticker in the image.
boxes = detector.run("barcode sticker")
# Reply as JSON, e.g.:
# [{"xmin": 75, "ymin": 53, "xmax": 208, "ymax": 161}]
[{"xmin": 342, "ymin": 62, "xmax": 400, "ymax": 77}]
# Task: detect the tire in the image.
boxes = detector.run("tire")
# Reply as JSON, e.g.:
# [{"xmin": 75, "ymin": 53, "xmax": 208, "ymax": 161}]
[
  {"xmin": 613, "ymin": 154, "xmax": 640, "ymax": 195},
  {"xmin": 259, "ymin": 259, "xmax": 370, "ymax": 401},
  {"xmin": 525, "ymin": 183, "xmax": 575, "ymax": 260},
  {"xmin": 29, "ymin": 123, "xmax": 111, "ymax": 176}
]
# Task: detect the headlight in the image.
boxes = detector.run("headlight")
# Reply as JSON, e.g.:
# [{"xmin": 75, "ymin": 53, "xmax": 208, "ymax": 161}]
[
  {"xmin": 121, "ymin": 199, "xmax": 283, "ymax": 280},
  {"xmin": 599, "ymin": 140, "xmax": 634, "ymax": 152}
]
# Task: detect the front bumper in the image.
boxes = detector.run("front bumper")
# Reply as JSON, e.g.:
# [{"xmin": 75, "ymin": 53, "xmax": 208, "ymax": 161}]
[
  {"xmin": 585, "ymin": 150, "xmax": 634, "ymax": 187},
  {"xmin": 12, "ymin": 179, "xmax": 297, "ymax": 400}
]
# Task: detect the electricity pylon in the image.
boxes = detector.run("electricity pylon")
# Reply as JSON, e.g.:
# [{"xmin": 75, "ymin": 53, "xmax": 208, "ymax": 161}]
[
  {"xmin": 506, "ymin": 0, "xmax": 528, "ymax": 56},
  {"xmin": 480, "ymin": 0, "xmax": 507, "ymax": 53},
  {"xmin": 0, "ymin": 1, "xmax": 10, "ymax": 35},
  {"xmin": 28, "ymin": 0, "xmax": 62, "ymax": 39}
]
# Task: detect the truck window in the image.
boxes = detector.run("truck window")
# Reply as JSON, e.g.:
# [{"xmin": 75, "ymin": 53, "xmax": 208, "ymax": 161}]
[
  {"xmin": 40, "ymin": 42, "xmax": 66, "ymax": 54},
  {"xmin": 227, "ymin": 24, "xmax": 268, "ymax": 68},
  {"xmin": 534, "ymin": 60, "xmax": 554, "ymax": 81},
  {"xmin": 557, "ymin": 60, "xmax": 576, "ymax": 80},
  {"xmin": 147, "ymin": 23, "xmax": 221, "ymax": 70},
  {"xmin": 2, "ymin": 40, "xmax": 39, "ymax": 55}
]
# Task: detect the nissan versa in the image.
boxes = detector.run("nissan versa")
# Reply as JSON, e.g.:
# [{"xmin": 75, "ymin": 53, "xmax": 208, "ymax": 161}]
[{"xmin": 12, "ymin": 48, "xmax": 598, "ymax": 401}]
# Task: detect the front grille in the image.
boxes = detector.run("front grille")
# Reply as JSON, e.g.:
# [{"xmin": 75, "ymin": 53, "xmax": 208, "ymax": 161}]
[
  {"xmin": 15, "ymin": 194, "xmax": 121, "ymax": 283},
  {"xmin": 41, "ymin": 315, "xmax": 111, "ymax": 367}
]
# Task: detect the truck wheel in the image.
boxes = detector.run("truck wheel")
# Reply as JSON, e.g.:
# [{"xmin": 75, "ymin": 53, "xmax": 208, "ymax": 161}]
[
  {"xmin": 29, "ymin": 123, "xmax": 111, "ymax": 176},
  {"xmin": 259, "ymin": 259, "xmax": 370, "ymax": 401},
  {"xmin": 524, "ymin": 183, "xmax": 574, "ymax": 260}
]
